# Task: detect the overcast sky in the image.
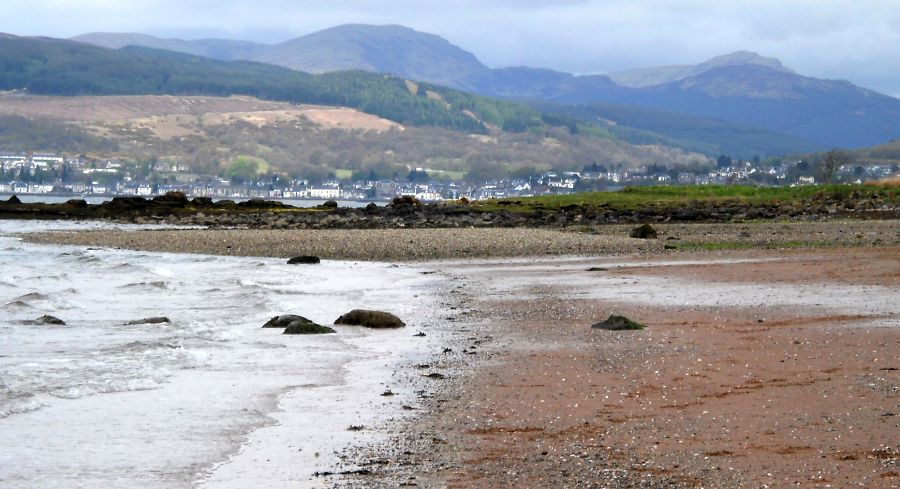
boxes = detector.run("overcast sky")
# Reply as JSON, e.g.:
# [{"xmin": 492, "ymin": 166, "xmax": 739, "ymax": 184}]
[{"xmin": 3, "ymin": 0, "xmax": 898, "ymax": 97}]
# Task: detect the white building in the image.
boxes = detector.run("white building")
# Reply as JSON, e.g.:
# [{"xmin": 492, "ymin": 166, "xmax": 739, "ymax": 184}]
[{"xmin": 307, "ymin": 187, "xmax": 341, "ymax": 199}]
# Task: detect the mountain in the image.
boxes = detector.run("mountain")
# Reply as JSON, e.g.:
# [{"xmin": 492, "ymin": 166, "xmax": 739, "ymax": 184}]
[
  {"xmin": 0, "ymin": 33, "xmax": 553, "ymax": 135},
  {"xmin": 607, "ymin": 51, "xmax": 793, "ymax": 88},
  {"xmin": 72, "ymin": 32, "xmax": 267, "ymax": 60},
  {"xmin": 70, "ymin": 25, "xmax": 900, "ymax": 152},
  {"xmin": 255, "ymin": 24, "xmax": 488, "ymax": 83},
  {"xmin": 599, "ymin": 65, "xmax": 900, "ymax": 149},
  {"xmin": 537, "ymin": 101, "xmax": 825, "ymax": 158}
]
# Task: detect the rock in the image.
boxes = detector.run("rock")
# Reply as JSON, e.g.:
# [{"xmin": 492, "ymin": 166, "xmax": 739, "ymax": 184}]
[
  {"xmin": 630, "ymin": 224, "xmax": 657, "ymax": 239},
  {"xmin": 263, "ymin": 314, "xmax": 335, "ymax": 334},
  {"xmin": 334, "ymin": 309, "xmax": 405, "ymax": 328},
  {"xmin": 65, "ymin": 199, "xmax": 88, "ymax": 208},
  {"xmin": 283, "ymin": 321, "xmax": 335, "ymax": 335},
  {"xmin": 5, "ymin": 195, "xmax": 22, "ymax": 204},
  {"xmin": 287, "ymin": 255, "xmax": 320, "ymax": 264},
  {"xmin": 105, "ymin": 196, "xmax": 149, "ymax": 211},
  {"xmin": 586, "ymin": 267, "xmax": 608, "ymax": 272},
  {"xmin": 592, "ymin": 315, "xmax": 645, "ymax": 331},
  {"xmin": 365, "ymin": 202, "xmax": 378, "ymax": 212},
  {"xmin": 390, "ymin": 195, "xmax": 421, "ymax": 208},
  {"xmin": 322, "ymin": 200, "xmax": 338, "ymax": 209},
  {"xmin": 25, "ymin": 315, "xmax": 66, "ymax": 325},
  {"xmin": 191, "ymin": 197, "xmax": 214, "ymax": 207},
  {"xmin": 153, "ymin": 191, "xmax": 189, "ymax": 207},
  {"xmin": 124, "ymin": 317, "xmax": 170, "ymax": 325}
]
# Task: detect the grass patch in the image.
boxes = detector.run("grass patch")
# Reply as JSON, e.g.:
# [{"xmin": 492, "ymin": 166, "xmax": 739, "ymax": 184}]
[{"xmin": 473, "ymin": 184, "xmax": 899, "ymax": 213}]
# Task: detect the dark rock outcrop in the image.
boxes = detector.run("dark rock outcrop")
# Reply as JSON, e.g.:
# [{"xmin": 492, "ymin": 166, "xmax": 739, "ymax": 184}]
[
  {"xmin": 25, "ymin": 315, "xmax": 66, "ymax": 325},
  {"xmin": 592, "ymin": 315, "xmax": 645, "ymax": 331},
  {"xmin": 124, "ymin": 317, "xmax": 171, "ymax": 325},
  {"xmin": 4, "ymin": 195, "xmax": 22, "ymax": 205},
  {"xmin": 65, "ymin": 199, "xmax": 88, "ymax": 208},
  {"xmin": 287, "ymin": 255, "xmax": 321, "ymax": 265},
  {"xmin": 322, "ymin": 200, "xmax": 339, "ymax": 209},
  {"xmin": 630, "ymin": 224, "xmax": 658, "ymax": 239},
  {"xmin": 334, "ymin": 309, "xmax": 405, "ymax": 328},
  {"xmin": 263, "ymin": 314, "xmax": 335, "ymax": 334},
  {"xmin": 153, "ymin": 191, "xmax": 189, "ymax": 207}
]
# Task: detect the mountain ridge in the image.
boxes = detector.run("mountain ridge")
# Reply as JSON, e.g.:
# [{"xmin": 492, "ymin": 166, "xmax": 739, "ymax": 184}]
[{"xmin": 58, "ymin": 25, "xmax": 900, "ymax": 151}]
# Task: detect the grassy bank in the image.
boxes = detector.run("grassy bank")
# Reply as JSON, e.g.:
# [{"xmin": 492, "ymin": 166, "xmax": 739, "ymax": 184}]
[{"xmin": 473, "ymin": 184, "xmax": 899, "ymax": 212}]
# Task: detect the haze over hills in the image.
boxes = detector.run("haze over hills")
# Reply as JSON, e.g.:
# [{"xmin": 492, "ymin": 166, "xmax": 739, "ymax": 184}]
[
  {"xmin": 71, "ymin": 24, "xmax": 900, "ymax": 153},
  {"xmin": 606, "ymin": 51, "xmax": 794, "ymax": 88}
]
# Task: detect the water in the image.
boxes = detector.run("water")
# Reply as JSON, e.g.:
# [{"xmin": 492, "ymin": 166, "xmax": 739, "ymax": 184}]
[{"xmin": 0, "ymin": 221, "xmax": 444, "ymax": 488}]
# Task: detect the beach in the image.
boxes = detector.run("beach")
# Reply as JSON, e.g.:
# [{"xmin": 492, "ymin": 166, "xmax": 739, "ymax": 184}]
[{"xmin": 8, "ymin": 220, "xmax": 900, "ymax": 487}]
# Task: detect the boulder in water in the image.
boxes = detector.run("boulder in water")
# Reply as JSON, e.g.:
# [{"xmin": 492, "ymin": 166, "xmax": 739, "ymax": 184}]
[
  {"xmin": 334, "ymin": 309, "xmax": 405, "ymax": 328},
  {"xmin": 592, "ymin": 315, "xmax": 645, "ymax": 331},
  {"xmin": 24, "ymin": 315, "xmax": 66, "ymax": 325},
  {"xmin": 263, "ymin": 315, "xmax": 335, "ymax": 334},
  {"xmin": 4, "ymin": 195, "xmax": 22, "ymax": 205},
  {"xmin": 124, "ymin": 317, "xmax": 171, "ymax": 325}
]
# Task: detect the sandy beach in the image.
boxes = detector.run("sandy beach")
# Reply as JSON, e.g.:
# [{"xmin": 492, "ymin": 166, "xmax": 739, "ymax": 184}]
[{"xmin": 22, "ymin": 221, "xmax": 900, "ymax": 488}]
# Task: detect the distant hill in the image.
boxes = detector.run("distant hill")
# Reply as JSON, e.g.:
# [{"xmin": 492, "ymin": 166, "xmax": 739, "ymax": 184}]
[
  {"xmin": 70, "ymin": 25, "xmax": 900, "ymax": 152},
  {"xmin": 0, "ymin": 34, "xmax": 550, "ymax": 135},
  {"xmin": 597, "ymin": 65, "xmax": 900, "ymax": 149},
  {"xmin": 72, "ymin": 32, "xmax": 267, "ymax": 60},
  {"xmin": 255, "ymin": 24, "xmax": 488, "ymax": 83},
  {"xmin": 607, "ymin": 51, "xmax": 793, "ymax": 88},
  {"xmin": 537, "ymin": 102, "xmax": 825, "ymax": 158}
]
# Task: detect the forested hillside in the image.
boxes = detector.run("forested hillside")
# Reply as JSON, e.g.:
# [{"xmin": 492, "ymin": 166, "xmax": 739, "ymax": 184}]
[{"xmin": 0, "ymin": 35, "xmax": 546, "ymax": 135}]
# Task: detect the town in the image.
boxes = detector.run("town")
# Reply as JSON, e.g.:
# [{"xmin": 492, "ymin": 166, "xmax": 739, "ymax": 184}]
[{"xmin": 1, "ymin": 151, "xmax": 897, "ymax": 202}]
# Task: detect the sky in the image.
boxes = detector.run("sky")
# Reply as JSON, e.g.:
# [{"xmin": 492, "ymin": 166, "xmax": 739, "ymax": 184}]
[{"xmin": 3, "ymin": 0, "xmax": 898, "ymax": 97}]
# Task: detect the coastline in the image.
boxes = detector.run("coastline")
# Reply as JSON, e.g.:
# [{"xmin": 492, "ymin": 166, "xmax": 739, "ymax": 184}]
[
  {"xmin": 20, "ymin": 219, "xmax": 900, "ymax": 261},
  {"xmin": 339, "ymin": 248, "xmax": 899, "ymax": 488},
  {"xmin": 9, "ymin": 221, "xmax": 900, "ymax": 487},
  {"xmin": 0, "ymin": 223, "xmax": 463, "ymax": 488}
]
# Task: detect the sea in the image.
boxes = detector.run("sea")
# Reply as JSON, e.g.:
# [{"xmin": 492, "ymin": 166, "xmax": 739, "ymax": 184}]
[{"xmin": 0, "ymin": 220, "xmax": 445, "ymax": 488}]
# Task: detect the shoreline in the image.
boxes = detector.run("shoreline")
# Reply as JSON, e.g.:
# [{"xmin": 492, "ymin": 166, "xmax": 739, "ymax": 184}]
[
  {"xmin": 6, "ymin": 221, "xmax": 899, "ymax": 487},
  {"xmin": 0, "ymin": 225, "xmax": 463, "ymax": 488},
  {"xmin": 19, "ymin": 219, "xmax": 900, "ymax": 261},
  {"xmin": 339, "ymin": 248, "xmax": 899, "ymax": 488}
]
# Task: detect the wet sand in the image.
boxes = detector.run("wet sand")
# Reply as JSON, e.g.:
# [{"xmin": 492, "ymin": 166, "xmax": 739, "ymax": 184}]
[{"xmin": 343, "ymin": 247, "xmax": 899, "ymax": 488}]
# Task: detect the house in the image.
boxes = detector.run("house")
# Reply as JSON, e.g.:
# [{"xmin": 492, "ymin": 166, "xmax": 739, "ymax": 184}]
[{"xmin": 307, "ymin": 186, "xmax": 341, "ymax": 199}]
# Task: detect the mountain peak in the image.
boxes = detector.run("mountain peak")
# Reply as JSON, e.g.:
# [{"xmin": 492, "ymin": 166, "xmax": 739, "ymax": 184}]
[
  {"xmin": 697, "ymin": 51, "xmax": 793, "ymax": 74},
  {"xmin": 256, "ymin": 23, "xmax": 488, "ymax": 83}
]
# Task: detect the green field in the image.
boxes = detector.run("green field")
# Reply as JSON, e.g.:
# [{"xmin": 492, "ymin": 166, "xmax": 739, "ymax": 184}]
[{"xmin": 476, "ymin": 184, "xmax": 899, "ymax": 212}]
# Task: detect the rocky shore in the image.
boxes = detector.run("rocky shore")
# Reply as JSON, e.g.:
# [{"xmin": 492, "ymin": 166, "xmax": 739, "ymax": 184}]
[
  {"xmin": 22, "ymin": 220, "xmax": 900, "ymax": 261},
  {"xmin": 2, "ymin": 189, "xmax": 898, "ymax": 229}
]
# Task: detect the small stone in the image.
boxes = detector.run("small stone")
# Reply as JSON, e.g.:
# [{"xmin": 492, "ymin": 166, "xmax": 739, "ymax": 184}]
[
  {"xmin": 287, "ymin": 255, "xmax": 320, "ymax": 265},
  {"xmin": 592, "ymin": 315, "xmax": 645, "ymax": 331},
  {"xmin": 630, "ymin": 224, "xmax": 657, "ymax": 239}
]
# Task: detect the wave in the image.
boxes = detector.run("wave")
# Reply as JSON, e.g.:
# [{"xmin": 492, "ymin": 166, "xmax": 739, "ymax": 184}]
[
  {"xmin": 0, "ymin": 394, "xmax": 48, "ymax": 419},
  {"xmin": 49, "ymin": 377, "xmax": 164, "ymax": 400},
  {"xmin": 118, "ymin": 281, "xmax": 170, "ymax": 291}
]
